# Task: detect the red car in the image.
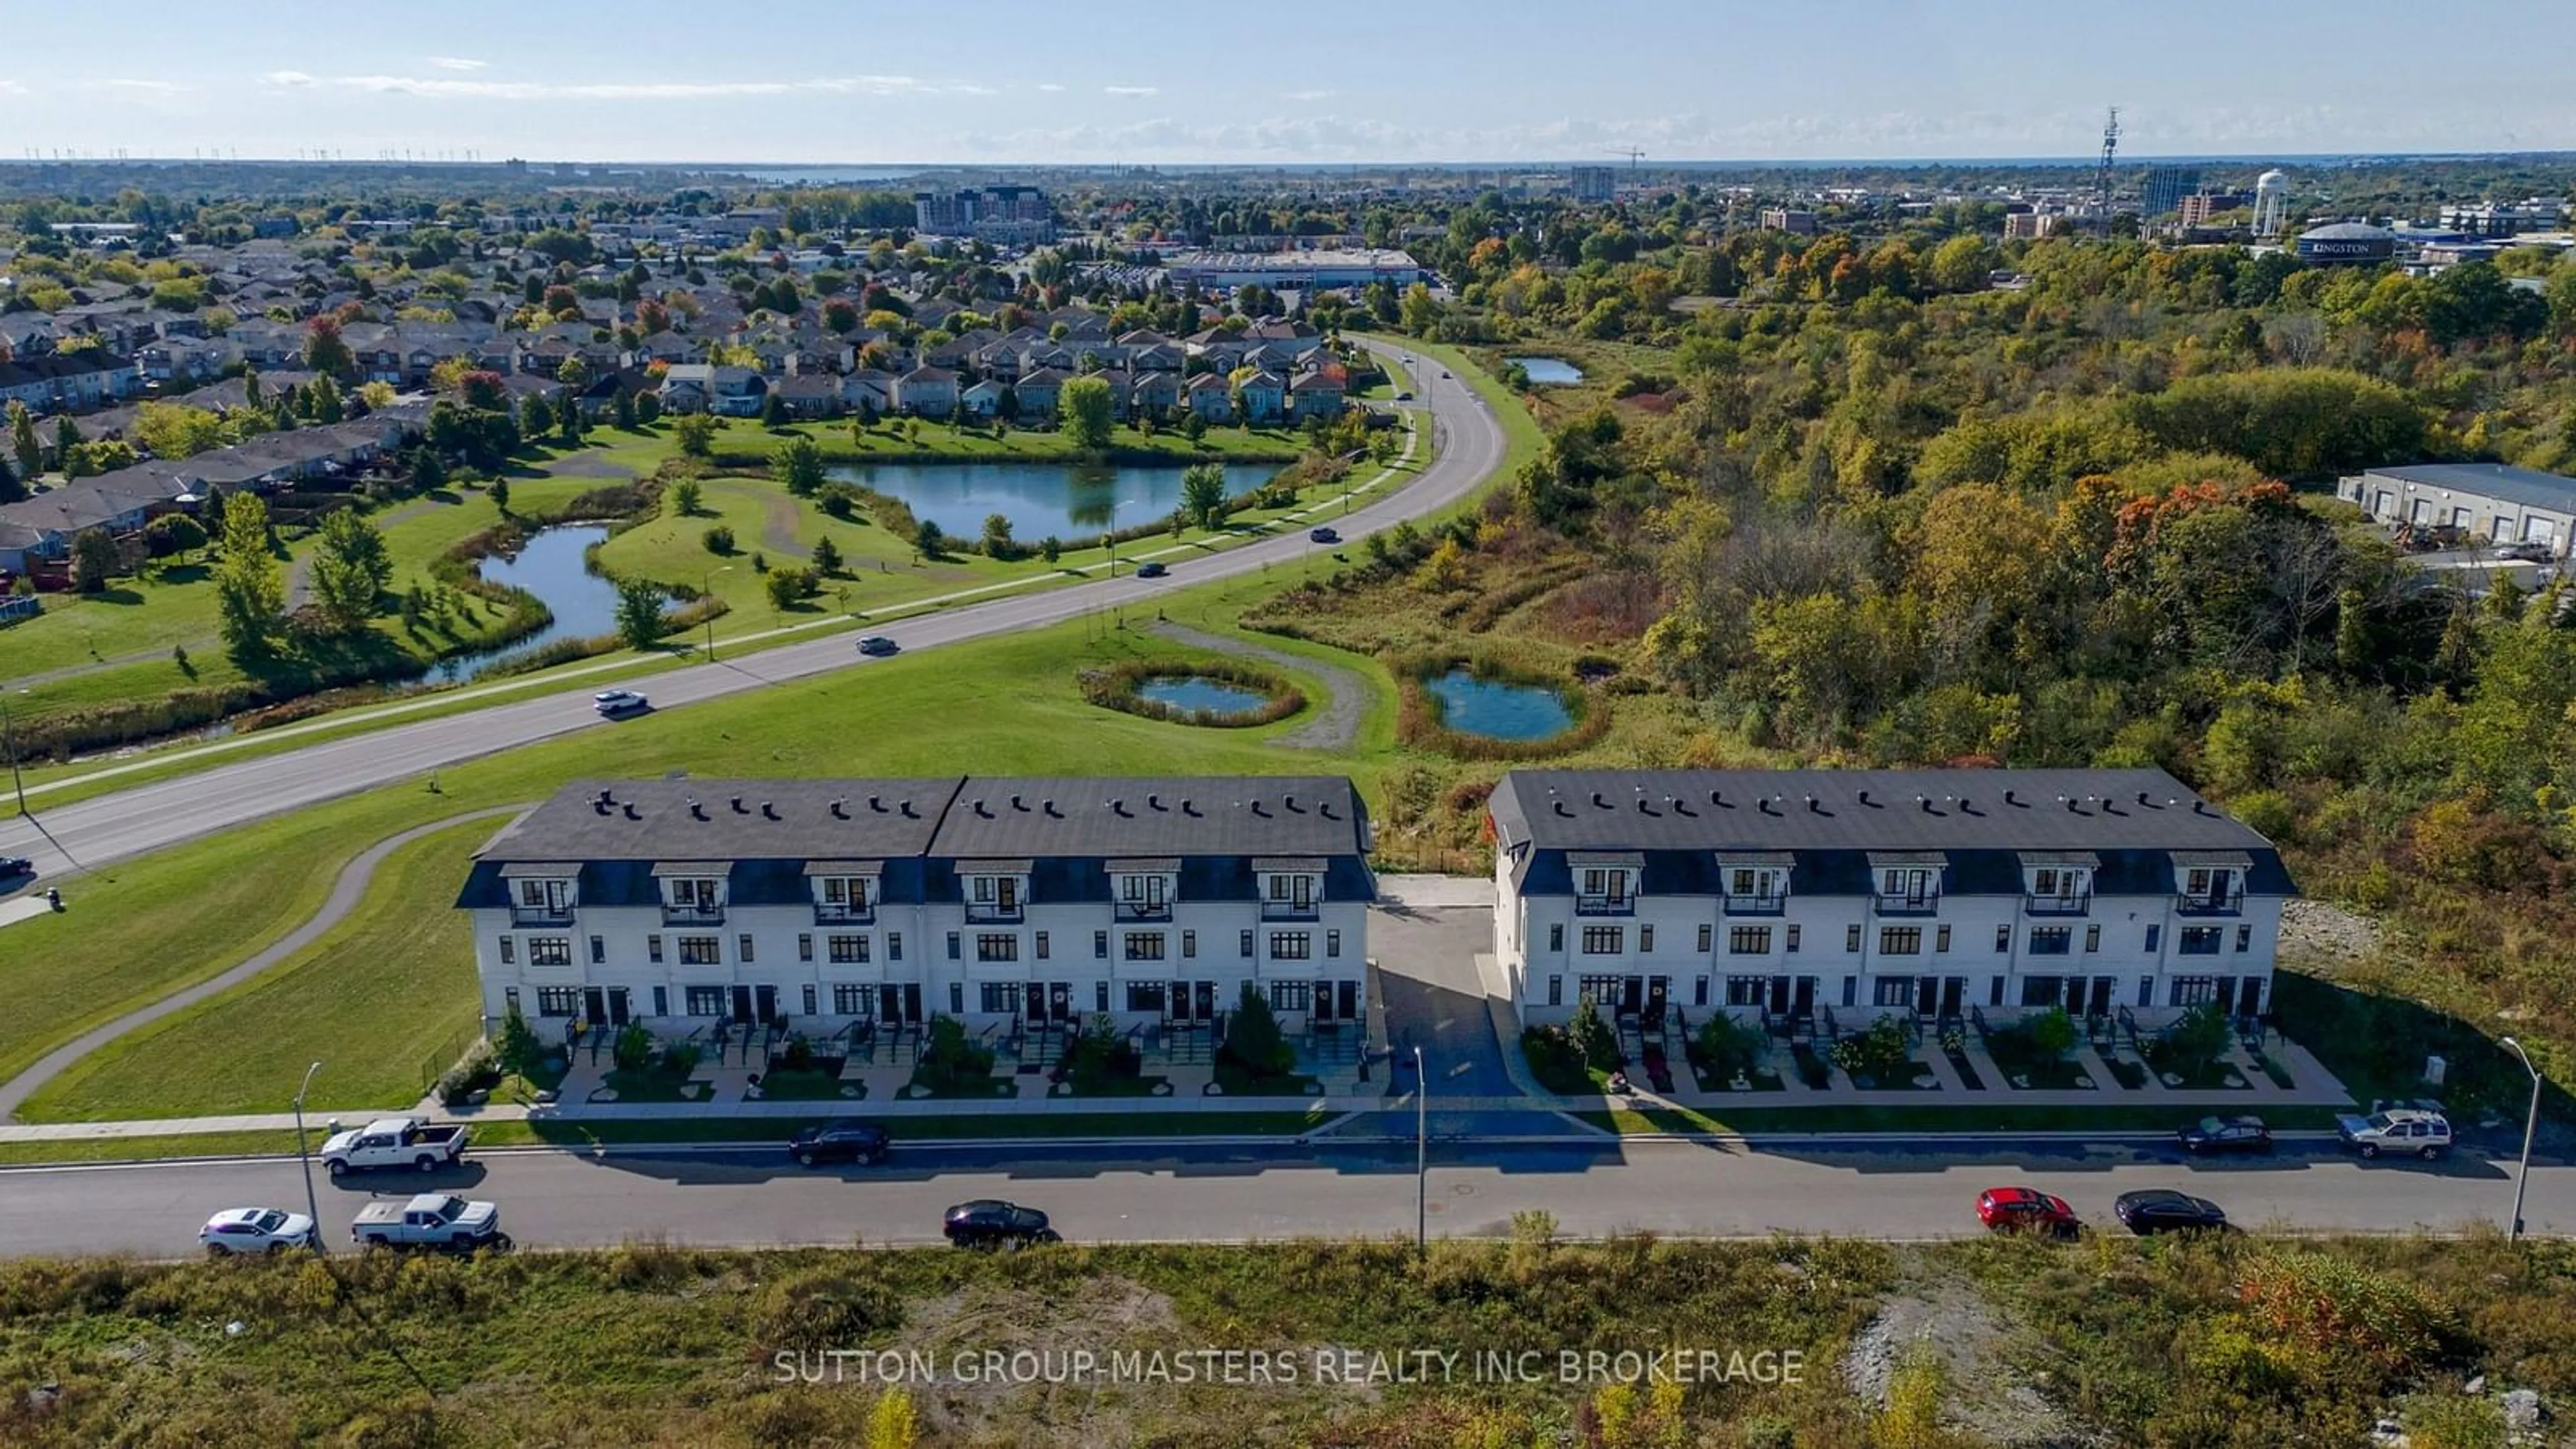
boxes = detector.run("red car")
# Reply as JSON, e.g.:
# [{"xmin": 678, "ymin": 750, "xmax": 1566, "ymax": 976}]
[{"xmin": 1976, "ymin": 1186, "xmax": 2079, "ymax": 1235}]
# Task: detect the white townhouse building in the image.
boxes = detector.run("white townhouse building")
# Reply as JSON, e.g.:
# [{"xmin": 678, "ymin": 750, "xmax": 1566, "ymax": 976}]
[
  {"xmin": 1487, "ymin": 768, "xmax": 2292, "ymax": 1033},
  {"xmin": 455, "ymin": 775, "xmax": 1376, "ymax": 1040}
]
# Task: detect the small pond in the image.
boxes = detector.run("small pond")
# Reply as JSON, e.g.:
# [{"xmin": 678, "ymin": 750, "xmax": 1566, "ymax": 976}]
[
  {"xmin": 437, "ymin": 524, "xmax": 627, "ymax": 682},
  {"xmin": 1507, "ymin": 356, "xmax": 1585, "ymax": 386},
  {"xmin": 1138, "ymin": 676, "xmax": 1271, "ymax": 716},
  {"xmin": 1425, "ymin": 667, "xmax": 1574, "ymax": 740},
  {"xmin": 823, "ymin": 460, "xmax": 1274, "ymax": 541}
]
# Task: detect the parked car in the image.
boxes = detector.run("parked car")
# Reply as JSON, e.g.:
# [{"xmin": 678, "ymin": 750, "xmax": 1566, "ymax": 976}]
[
  {"xmin": 2337, "ymin": 1108, "xmax": 2453, "ymax": 1160},
  {"xmin": 352, "ymin": 1192, "xmax": 502, "ymax": 1251},
  {"xmin": 2178, "ymin": 1114, "xmax": 2275, "ymax": 1155},
  {"xmin": 200, "ymin": 1207, "xmax": 317, "ymax": 1256},
  {"xmin": 943, "ymin": 1199, "xmax": 1059, "ymax": 1249},
  {"xmin": 856, "ymin": 635, "xmax": 900, "ymax": 657},
  {"xmin": 1395, "ymin": 391, "xmax": 1413, "ymax": 402},
  {"xmin": 1975, "ymin": 1186, "xmax": 2078, "ymax": 1236},
  {"xmin": 1307, "ymin": 527, "xmax": 1340, "ymax": 545},
  {"xmin": 592, "ymin": 688, "xmax": 648, "ymax": 716},
  {"xmin": 0, "ymin": 856, "xmax": 32, "ymax": 881},
  {"xmin": 1134, "ymin": 560, "xmax": 1168, "ymax": 578},
  {"xmin": 2113, "ymin": 1189, "xmax": 2229, "ymax": 1235},
  {"xmin": 320, "ymin": 1116, "xmax": 471, "ymax": 1177},
  {"xmin": 2497, "ymin": 541, "xmax": 2555, "ymax": 563},
  {"xmin": 790, "ymin": 1120, "xmax": 891, "ymax": 1167}
]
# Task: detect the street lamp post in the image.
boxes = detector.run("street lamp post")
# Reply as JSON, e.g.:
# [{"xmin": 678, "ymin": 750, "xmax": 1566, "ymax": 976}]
[
  {"xmin": 701, "ymin": 565, "xmax": 734, "ymax": 661},
  {"xmin": 0, "ymin": 690, "xmax": 28, "ymax": 819},
  {"xmin": 1104, "ymin": 496, "xmax": 1138, "ymax": 578},
  {"xmin": 293, "ymin": 1060, "xmax": 327, "ymax": 1254},
  {"xmin": 1412, "ymin": 1045, "xmax": 1427, "ymax": 1256},
  {"xmin": 2501, "ymin": 1037, "xmax": 2544, "ymax": 1243}
]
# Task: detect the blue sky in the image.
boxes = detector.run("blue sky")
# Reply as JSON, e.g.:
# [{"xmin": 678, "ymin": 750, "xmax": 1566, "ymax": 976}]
[{"xmin": 3, "ymin": 1, "xmax": 2570, "ymax": 165}]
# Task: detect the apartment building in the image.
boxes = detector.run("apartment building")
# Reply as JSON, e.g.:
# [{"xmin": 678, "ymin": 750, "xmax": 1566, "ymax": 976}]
[
  {"xmin": 1487, "ymin": 768, "xmax": 2292, "ymax": 1032},
  {"xmin": 455, "ymin": 775, "xmax": 1375, "ymax": 1038}
]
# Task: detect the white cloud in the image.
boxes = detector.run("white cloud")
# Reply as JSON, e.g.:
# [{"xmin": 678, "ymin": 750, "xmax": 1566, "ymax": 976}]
[
  {"xmin": 1283, "ymin": 89, "xmax": 1335, "ymax": 101},
  {"xmin": 322, "ymin": 73, "xmax": 978, "ymax": 100},
  {"xmin": 1036, "ymin": 83, "xmax": 1065, "ymax": 93},
  {"xmin": 427, "ymin": 57, "xmax": 489, "ymax": 72},
  {"xmin": 1103, "ymin": 85, "xmax": 1158, "ymax": 97},
  {"xmin": 261, "ymin": 70, "xmax": 316, "ymax": 88},
  {"xmin": 0, "ymin": 79, "xmax": 28, "ymax": 97}
]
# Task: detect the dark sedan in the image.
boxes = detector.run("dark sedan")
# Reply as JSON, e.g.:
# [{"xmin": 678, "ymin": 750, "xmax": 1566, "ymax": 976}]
[
  {"xmin": 2114, "ymin": 1189, "xmax": 2229, "ymax": 1235},
  {"xmin": 788, "ymin": 1120, "xmax": 890, "ymax": 1167},
  {"xmin": 0, "ymin": 856, "xmax": 32, "ymax": 882},
  {"xmin": 2177, "ymin": 1115, "xmax": 2274, "ymax": 1156},
  {"xmin": 943, "ymin": 1199, "xmax": 1059, "ymax": 1249}
]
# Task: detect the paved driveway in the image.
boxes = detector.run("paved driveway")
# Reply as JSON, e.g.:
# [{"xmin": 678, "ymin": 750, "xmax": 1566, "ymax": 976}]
[{"xmin": 1369, "ymin": 904, "xmax": 1515, "ymax": 1099}]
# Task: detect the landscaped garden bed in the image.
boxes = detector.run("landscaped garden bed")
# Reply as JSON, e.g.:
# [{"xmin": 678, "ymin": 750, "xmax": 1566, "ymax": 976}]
[
  {"xmin": 1212, "ymin": 988, "xmax": 1319, "ymax": 1097},
  {"xmin": 1831, "ymin": 1016, "xmax": 1939, "ymax": 1090},
  {"xmin": 2143, "ymin": 1006, "xmax": 2251, "ymax": 1089},
  {"xmin": 1053, "ymin": 1016, "xmax": 1173, "ymax": 1097},
  {"xmin": 904, "ymin": 1017, "xmax": 1016, "ymax": 1099},
  {"xmin": 1935, "ymin": 1026, "xmax": 1985, "ymax": 1090},
  {"xmin": 1981, "ymin": 1009, "xmax": 2094, "ymax": 1090},
  {"xmin": 1684, "ymin": 1014, "xmax": 1784, "ymax": 1091}
]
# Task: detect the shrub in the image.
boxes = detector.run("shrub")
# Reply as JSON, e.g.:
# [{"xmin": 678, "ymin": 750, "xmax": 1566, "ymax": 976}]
[
  {"xmin": 1567, "ymin": 1000, "xmax": 1619, "ymax": 1072},
  {"xmin": 496, "ymin": 1008, "xmax": 546, "ymax": 1078},
  {"xmin": 612, "ymin": 1022, "xmax": 654, "ymax": 1073},
  {"xmin": 659, "ymin": 1042, "xmax": 702, "ymax": 1077},
  {"xmin": 433, "ymin": 1040, "xmax": 500, "ymax": 1107},
  {"xmin": 2150, "ymin": 1003, "xmax": 2235, "ymax": 1072},
  {"xmin": 667, "ymin": 478, "xmax": 704, "ymax": 517},
  {"xmin": 914, "ymin": 1015, "xmax": 996, "ymax": 1094},
  {"xmin": 1220, "ymin": 983, "xmax": 1295, "ymax": 1077},
  {"xmin": 702, "ymin": 525, "xmax": 736, "ymax": 555},
  {"xmin": 752, "ymin": 1264, "xmax": 904, "ymax": 1352},
  {"xmin": 1520, "ymin": 1026, "xmax": 1589, "ymax": 1092},
  {"xmin": 1691, "ymin": 1014, "xmax": 1767, "ymax": 1080},
  {"xmin": 1062, "ymin": 1014, "xmax": 1142, "ymax": 1087},
  {"xmin": 2027, "ymin": 1006, "xmax": 2080, "ymax": 1059},
  {"xmin": 1829, "ymin": 1016, "xmax": 1915, "ymax": 1083}
]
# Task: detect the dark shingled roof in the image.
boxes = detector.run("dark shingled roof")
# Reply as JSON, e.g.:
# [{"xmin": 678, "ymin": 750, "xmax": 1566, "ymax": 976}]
[
  {"xmin": 928, "ymin": 776, "xmax": 1364, "ymax": 859},
  {"xmin": 1489, "ymin": 769, "xmax": 2271, "ymax": 854},
  {"xmin": 480, "ymin": 777, "xmax": 965, "ymax": 861}
]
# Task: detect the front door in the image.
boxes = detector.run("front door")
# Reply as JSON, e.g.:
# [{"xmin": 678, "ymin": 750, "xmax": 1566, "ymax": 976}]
[
  {"xmin": 1026, "ymin": 985, "xmax": 1047, "ymax": 1024},
  {"xmin": 606, "ymin": 988, "xmax": 631, "ymax": 1026},
  {"xmin": 1915, "ymin": 977, "xmax": 1937, "ymax": 1016},
  {"xmin": 583, "ymin": 987, "xmax": 608, "ymax": 1024},
  {"xmin": 902, "ymin": 983, "xmax": 923, "ymax": 1023},
  {"xmin": 755, "ymin": 985, "xmax": 778, "ymax": 1024},
  {"xmin": 1049, "ymin": 981, "xmax": 1072, "ymax": 1022},
  {"xmin": 1768, "ymin": 976, "xmax": 1791, "ymax": 1016},
  {"xmin": 2088, "ymin": 977, "xmax": 2116, "ymax": 1017},
  {"xmin": 1337, "ymin": 979, "xmax": 1360, "ymax": 1022},
  {"xmin": 1646, "ymin": 976, "xmax": 1668, "ymax": 1021},
  {"xmin": 729, "ymin": 985, "xmax": 754, "ymax": 1023},
  {"xmin": 1169, "ymin": 979, "xmax": 1191, "ymax": 1022},
  {"xmin": 1195, "ymin": 980, "xmax": 1216, "ymax": 1022},
  {"xmin": 2238, "ymin": 977, "xmax": 2263, "ymax": 1016},
  {"xmin": 1940, "ymin": 977, "xmax": 1966, "ymax": 1016},
  {"xmin": 1620, "ymin": 977, "xmax": 1644, "ymax": 1016},
  {"xmin": 2214, "ymin": 977, "xmax": 2238, "ymax": 1016},
  {"xmin": 1791, "ymin": 976, "xmax": 1816, "ymax": 1015}
]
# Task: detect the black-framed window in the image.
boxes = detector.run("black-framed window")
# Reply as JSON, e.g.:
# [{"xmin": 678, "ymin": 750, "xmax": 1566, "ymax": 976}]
[
  {"xmin": 2028, "ymin": 927, "xmax": 2072, "ymax": 956},
  {"xmin": 684, "ymin": 986, "xmax": 726, "ymax": 1016},
  {"xmin": 980, "ymin": 982, "xmax": 1023, "ymax": 1014},
  {"xmin": 1845, "ymin": 924, "xmax": 1863, "ymax": 953},
  {"xmin": 678, "ymin": 936, "xmax": 720, "ymax": 965},
  {"xmin": 1095, "ymin": 930, "xmax": 1110, "ymax": 960},
  {"xmin": 497, "ymin": 936, "xmax": 515, "ymax": 965},
  {"xmin": 737, "ymin": 934, "xmax": 755, "ymax": 963},
  {"xmin": 798, "ymin": 934, "xmax": 814, "ymax": 963},
  {"xmin": 1181, "ymin": 930, "xmax": 1197, "ymax": 959},
  {"xmin": 590, "ymin": 935, "xmax": 606, "ymax": 965},
  {"xmin": 1270, "ymin": 932, "xmax": 1312, "ymax": 961},
  {"xmin": 647, "ymin": 934, "xmax": 664, "ymax": 963},
  {"xmin": 2179, "ymin": 926, "xmax": 2223, "ymax": 956},
  {"xmin": 976, "ymin": 934, "xmax": 1018, "ymax": 963},
  {"xmin": 536, "ymin": 987, "xmax": 580, "ymax": 1017},
  {"xmin": 2019, "ymin": 975, "xmax": 2063, "ymax": 1008},
  {"xmin": 1697, "ymin": 924, "xmax": 1713, "ymax": 953},
  {"xmin": 1268, "ymin": 980, "xmax": 1312, "ymax": 1013},
  {"xmin": 828, "ymin": 934, "xmax": 869, "ymax": 964},
  {"xmin": 1580, "ymin": 926, "xmax": 1623, "ymax": 955},
  {"xmin": 1126, "ymin": 981, "xmax": 1167, "ymax": 1012},
  {"xmin": 1878, "ymin": 927, "xmax": 1923, "ymax": 955},
  {"xmin": 1548, "ymin": 924, "xmax": 1564, "ymax": 952},
  {"xmin": 1872, "ymin": 977, "xmax": 1915, "ymax": 1007},
  {"xmin": 833, "ymin": 984, "xmax": 871, "ymax": 1015},
  {"xmin": 1126, "ymin": 932, "xmax": 1167, "ymax": 962},
  {"xmin": 1326, "ymin": 930, "xmax": 1341, "ymax": 958},
  {"xmin": 1725, "ymin": 975, "xmax": 1767, "ymax": 1007},
  {"xmin": 1729, "ymin": 926, "xmax": 1771, "ymax": 954},
  {"xmin": 527, "ymin": 937, "xmax": 572, "ymax": 967}
]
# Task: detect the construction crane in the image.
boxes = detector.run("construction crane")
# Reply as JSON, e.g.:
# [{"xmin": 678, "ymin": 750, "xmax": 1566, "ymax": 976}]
[
  {"xmin": 1603, "ymin": 146, "xmax": 1645, "ymax": 176},
  {"xmin": 2093, "ymin": 106, "xmax": 2121, "ymax": 215}
]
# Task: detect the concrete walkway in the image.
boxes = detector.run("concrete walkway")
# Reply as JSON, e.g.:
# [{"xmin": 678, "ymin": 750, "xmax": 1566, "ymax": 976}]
[{"xmin": 0, "ymin": 804, "xmax": 527, "ymax": 1120}]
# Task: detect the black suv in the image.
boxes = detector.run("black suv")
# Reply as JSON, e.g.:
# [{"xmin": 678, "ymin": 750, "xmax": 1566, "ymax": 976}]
[
  {"xmin": 2176, "ymin": 1114, "xmax": 2273, "ymax": 1156},
  {"xmin": 788, "ymin": 1120, "xmax": 890, "ymax": 1167},
  {"xmin": 943, "ymin": 1199, "xmax": 1059, "ymax": 1249}
]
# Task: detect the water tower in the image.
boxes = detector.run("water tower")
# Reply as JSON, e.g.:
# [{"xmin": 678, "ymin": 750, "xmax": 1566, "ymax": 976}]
[{"xmin": 2253, "ymin": 169, "xmax": 2288, "ymax": 239}]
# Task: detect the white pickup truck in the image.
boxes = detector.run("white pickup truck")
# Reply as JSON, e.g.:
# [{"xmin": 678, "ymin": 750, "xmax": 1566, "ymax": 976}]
[
  {"xmin": 350, "ymin": 1193, "xmax": 502, "ymax": 1251},
  {"xmin": 320, "ymin": 1116, "xmax": 470, "ymax": 1176}
]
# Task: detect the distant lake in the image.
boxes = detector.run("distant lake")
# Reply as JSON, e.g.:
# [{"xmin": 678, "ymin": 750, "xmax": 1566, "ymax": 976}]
[
  {"xmin": 438, "ymin": 525, "xmax": 625, "ymax": 682},
  {"xmin": 1507, "ymin": 357, "xmax": 1585, "ymax": 386},
  {"xmin": 823, "ymin": 460, "xmax": 1275, "ymax": 542},
  {"xmin": 728, "ymin": 167, "xmax": 916, "ymax": 185}
]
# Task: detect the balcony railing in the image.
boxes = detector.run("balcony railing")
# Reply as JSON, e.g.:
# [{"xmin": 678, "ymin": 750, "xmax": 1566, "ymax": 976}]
[
  {"xmin": 1114, "ymin": 902, "xmax": 1173, "ymax": 923},
  {"xmin": 965, "ymin": 904, "xmax": 1024, "ymax": 924},
  {"xmin": 661, "ymin": 904, "xmax": 725, "ymax": 926},
  {"xmin": 1722, "ymin": 894, "xmax": 1786, "ymax": 916},
  {"xmin": 1874, "ymin": 894, "xmax": 1941, "ymax": 916},
  {"xmin": 2174, "ymin": 891, "xmax": 2246, "ymax": 917},
  {"xmin": 812, "ymin": 903, "xmax": 874, "ymax": 926},
  {"xmin": 1261, "ymin": 901, "xmax": 1320, "ymax": 922},
  {"xmin": 1574, "ymin": 896, "xmax": 1635, "ymax": 917},
  {"xmin": 511, "ymin": 904, "xmax": 576, "ymax": 927},
  {"xmin": 2024, "ymin": 892, "xmax": 2092, "ymax": 917}
]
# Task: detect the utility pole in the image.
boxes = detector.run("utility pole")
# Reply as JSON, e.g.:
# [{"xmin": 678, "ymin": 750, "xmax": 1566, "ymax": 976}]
[
  {"xmin": 702, "ymin": 566, "xmax": 734, "ymax": 661},
  {"xmin": 0, "ymin": 690, "xmax": 27, "ymax": 818},
  {"xmin": 2502, "ymin": 1037, "xmax": 2543, "ymax": 1243},
  {"xmin": 294, "ymin": 1061, "xmax": 327, "ymax": 1254}
]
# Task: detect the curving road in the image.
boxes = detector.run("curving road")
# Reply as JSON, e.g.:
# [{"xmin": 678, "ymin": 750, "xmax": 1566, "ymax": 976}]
[
  {"xmin": 0, "ymin": 1136, "xmax": 2563, "ymax": 1260},
  {"xmin": 0, "ymin": 341, "xmax": 1505, "ymax": 877}
]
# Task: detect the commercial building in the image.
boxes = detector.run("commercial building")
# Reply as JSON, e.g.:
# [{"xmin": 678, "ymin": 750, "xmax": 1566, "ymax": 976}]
[
  {"xmin": 1487, "ymin": 768, "xmax": 2291, "ymax": 1033},
  {"xmin": 913, "ymin": 186, "xmax": 1056, "ymax": 244},
  {"xmin": 2437, "ymin": 201, "xmax": 2565, "ymax": 238},
  {"xmin": 1758, "ymin": 208, "xmax": 1819, "ymax": 235},
  {"xmin": 2294, "ymin": 221, "xmax": 2397, "ymax": 264},
  {"xmin": 2141, "ymin": 165, "xmax": 2202, "ymax": 219},
  {"xmin": 1161, "ymin": 248, "xmax": 1422, "ymax": 291},
  {"xmin": 1568, "ymin": 165, "xmax": 1617, "ymax": 203},
  {"xmin": 2335, "ymin": 462, "xmax": 2576, "ymax": 555},
  {"xmin": 2003, "ymin": 211, "xmax": 2071, "ymax": 240},
  {"xmin": 456, "ymin": 776, "xmax": 1376, "ymax": 1040}
]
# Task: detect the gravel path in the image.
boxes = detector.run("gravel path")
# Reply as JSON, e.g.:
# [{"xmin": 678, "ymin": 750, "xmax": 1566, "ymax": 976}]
[
  {"xmin": 0, "ymin": 804, "xmax": 528, "ymax": 1121},
  {"xmin": 757, "ymin": 490, "xmax": 809, "ymax": 557},
  {"xmin": 1146, "ymin": 621, "xmax": 1371, "ymax": 751}
]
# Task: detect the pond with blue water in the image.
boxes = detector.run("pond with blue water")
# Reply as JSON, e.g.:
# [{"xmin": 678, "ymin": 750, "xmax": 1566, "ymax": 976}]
[
  {"xmin": 1424, "ymin": 667, "xmax": 1574, "ymax": 740},
  {"xmin": 823, "ymin": 460, "xmax": 1275, "ymax": 541},
  {"xmin": 1137, "ymin": 676, "xmax": 1272, "ymax": 716},
  {"xmin": 1507, "ymin": 357, "xmax": 1585, "ymax": 386},
  {"xmin": 437, "ymin": 524, "xmax": 628, "ymax": 682}
]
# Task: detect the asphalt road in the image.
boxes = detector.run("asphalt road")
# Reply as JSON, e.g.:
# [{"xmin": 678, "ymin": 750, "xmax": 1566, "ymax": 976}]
[
  {"xmin": 0, "ymin": 341, "xmax": 1505, "ymax": 876},
  {"xmin": 2, "ymin": 1138, "xmax": 2563, "ymax": 1260}
]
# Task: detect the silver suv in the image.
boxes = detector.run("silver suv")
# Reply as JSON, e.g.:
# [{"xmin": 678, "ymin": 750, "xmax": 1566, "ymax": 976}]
[{"xmin": 2336, "ymin": 1108, "xmax": 2453, "ymax": 1160}]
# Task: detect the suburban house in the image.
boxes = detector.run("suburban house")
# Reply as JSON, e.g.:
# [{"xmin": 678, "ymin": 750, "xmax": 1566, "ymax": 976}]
[
  {"xmin": 1486, "ymin": 768, "xmax": 2292, "ymax": 1034},
  {"xmin": 0, "ymin": 350, "xmax": 142, "ymax": 413},
  {"xmin": 1186, "ymin": 372, "xmax": 1234, "ymax": 422},
  {"xmin": 1127, "ymin": 370, "xmax": 1183, "ymax": 420},
  {"xmin": 658, "ymin": 364, "xmax": 767, "ymax": 417},
  {"xmin": 773, "ymin": 373, "xmax": 845, "ymax": 419},
  {"xmin": 898, "ymin": 366, "xmax": 959, "ymax": 418},
  {"xmin": 844, "ymin": 370, "xmax": 897, "ymax": 417},
  {"xmin": 1012, "ymin": 368, "xmax": 1067, "ymax": 421},
  {"xmin": 1287, "ymin": 369, "xmax": 1348, "ymax": 421},
  {"xmin": 2336, "ymin": 462, "xmax": 2576, "ymax": 557},
  {"xmin": 959, "ymin": 378, "xmax": 1008, "ymax": 419},
  {"xmin": 454, "ymin": 775, "xmax": 1377, "ymax": 1041},
  {"xmin": 1236, "ymin": 370, "xmax": 1288, "ymax": 424}
]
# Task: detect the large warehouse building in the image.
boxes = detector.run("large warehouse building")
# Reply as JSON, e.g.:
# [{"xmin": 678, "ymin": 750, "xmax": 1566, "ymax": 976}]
[
  {"xmin": 2337, "ymin": 462, "xmax": 2576, "ymax": 555},
  {"xmin": 1163, "ymin": 248, "xmax": 1424, "ymax": 291}
]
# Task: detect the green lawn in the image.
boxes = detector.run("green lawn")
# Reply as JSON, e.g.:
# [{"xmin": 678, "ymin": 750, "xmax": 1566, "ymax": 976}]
[{"xmin": 17, "ymin": 816, "xmax": 498, "ymax": 1122}]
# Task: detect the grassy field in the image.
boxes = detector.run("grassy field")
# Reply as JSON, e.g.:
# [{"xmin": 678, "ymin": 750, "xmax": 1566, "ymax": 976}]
[
  {"xmin": 17, "ymin": 816, "xmax": 497, "ymax": 1122},
  {"xmin": 0, "ymin": 1231, "xmax": 2564, "ymax": 1446}
]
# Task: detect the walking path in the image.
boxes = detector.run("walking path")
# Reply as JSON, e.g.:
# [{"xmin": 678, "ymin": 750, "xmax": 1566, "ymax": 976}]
[
  {"xmin": 1145, "ymin": 621, "xmax": 1374, "ymax": 751},
  {"xmin": 0, "ymin": 803, "xmax": 527, "ymax": 1120}
]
